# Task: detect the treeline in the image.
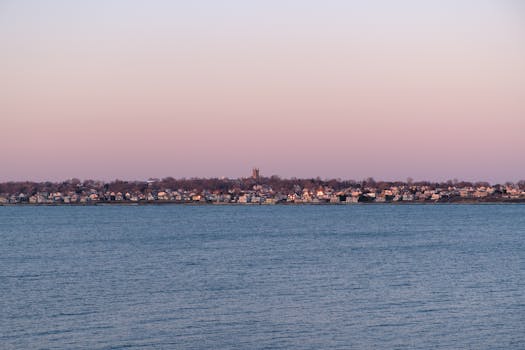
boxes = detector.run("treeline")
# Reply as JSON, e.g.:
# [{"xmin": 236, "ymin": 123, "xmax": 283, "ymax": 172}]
[{"xmin": 1, "ymin": 177, "xmax": 524, "ymax": 195}]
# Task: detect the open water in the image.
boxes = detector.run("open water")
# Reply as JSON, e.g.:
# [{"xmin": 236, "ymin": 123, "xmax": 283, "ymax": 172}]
[{"xmin": 1, "ymin": 204, "xmax": 524, "ymax": 349}]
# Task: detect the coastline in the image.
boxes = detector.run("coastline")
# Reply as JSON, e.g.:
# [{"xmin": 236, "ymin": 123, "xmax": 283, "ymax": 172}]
[{"xmin": 2, "ymin": 199, "xmax": 524, "ymax": 206}]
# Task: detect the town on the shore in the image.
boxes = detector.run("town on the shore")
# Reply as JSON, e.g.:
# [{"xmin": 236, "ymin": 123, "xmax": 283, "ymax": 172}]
[{"xmin": 1, "ymin": 169, "xmax": 524, "ymax": 205}]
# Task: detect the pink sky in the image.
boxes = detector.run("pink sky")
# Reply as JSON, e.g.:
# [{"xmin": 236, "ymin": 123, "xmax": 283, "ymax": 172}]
[{"xmin": 1, "ymin": 1, "xmax": 524, "ymax": 183}]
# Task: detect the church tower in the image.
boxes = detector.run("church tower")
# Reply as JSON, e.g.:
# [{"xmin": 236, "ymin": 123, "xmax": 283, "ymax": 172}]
[{"xmin": 252, "ymin": 167, "xmax": 260, "ymax": 180}]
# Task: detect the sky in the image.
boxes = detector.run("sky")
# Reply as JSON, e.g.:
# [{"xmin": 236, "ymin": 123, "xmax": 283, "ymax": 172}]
[{"xmin": 1, "ymin": 0, "xmax": 524, "ymax": 183}]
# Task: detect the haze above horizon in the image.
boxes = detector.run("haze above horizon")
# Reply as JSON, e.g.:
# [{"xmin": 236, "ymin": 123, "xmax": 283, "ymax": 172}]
[{"xmin": 1, "ymin": 0, "xmax": 524, "ymax": 183}]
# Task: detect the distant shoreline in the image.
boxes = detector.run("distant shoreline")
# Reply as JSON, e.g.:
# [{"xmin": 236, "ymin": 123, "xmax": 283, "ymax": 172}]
[
  {"xmin": 2, "ymin": 176, "xmax": 524, "ymax": 206},
  {"xmin": 2, "ymin": 199, "xmax": 524, "ymax": 206}
]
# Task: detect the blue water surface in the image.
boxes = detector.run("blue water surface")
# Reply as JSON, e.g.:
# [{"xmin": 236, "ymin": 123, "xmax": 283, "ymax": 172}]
[{"xmin": 1, "ymin": 204, "xmax": 524, "ymax": 349}]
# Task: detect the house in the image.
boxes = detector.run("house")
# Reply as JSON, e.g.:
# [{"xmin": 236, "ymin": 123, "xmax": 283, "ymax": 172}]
[
  {"xmin": 264, "ymin": 198, "xmax": 277, "ymax": 205},
  {"xmin": 345, "ymin": 196, "xmax": 359, "ymax": 204},
  {"xmin": 375, "ymin": 196, "xmax": 386, "ymax": 202},
  {"xmin": 402, "ymin": 194, "xmax": 414, "ymax": 201}
]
